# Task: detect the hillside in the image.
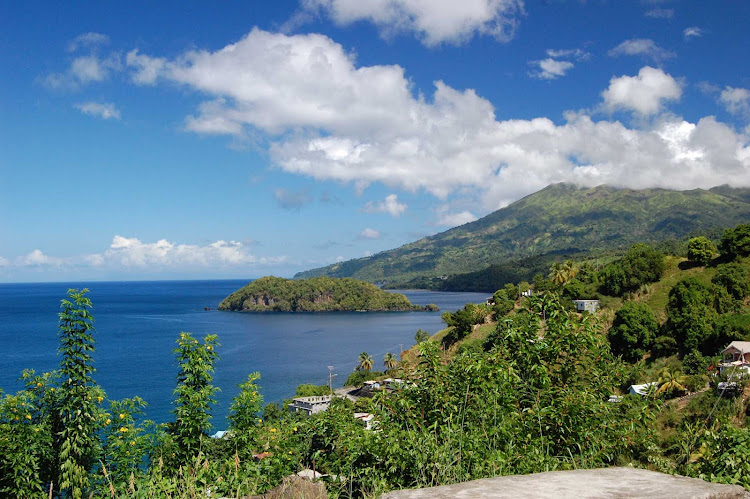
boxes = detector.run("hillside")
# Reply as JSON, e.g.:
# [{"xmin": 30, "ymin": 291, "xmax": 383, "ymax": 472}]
[
  {"xmin": 295, "ymin": 183, "xmax": 750, "ymax": 289},
  {"xmin": 218, "ymin": 276, "xmax": 432, "ymax": 312}
]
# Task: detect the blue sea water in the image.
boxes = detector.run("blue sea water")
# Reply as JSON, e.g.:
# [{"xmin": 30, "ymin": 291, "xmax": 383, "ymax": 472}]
[{"xmin": 0, "ymin": 280, "xmax": 487, "ymax": 427}]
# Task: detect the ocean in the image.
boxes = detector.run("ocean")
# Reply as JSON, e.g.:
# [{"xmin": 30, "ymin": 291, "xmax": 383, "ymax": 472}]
[{"xmin": 0, "ymin": 280, "xmax": 487, "ymax": 427}]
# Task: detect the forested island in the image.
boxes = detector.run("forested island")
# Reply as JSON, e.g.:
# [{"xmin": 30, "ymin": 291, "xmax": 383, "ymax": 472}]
[{"xmin": 218, "ymin": 276, "xmax": 438, "ymax": 312}]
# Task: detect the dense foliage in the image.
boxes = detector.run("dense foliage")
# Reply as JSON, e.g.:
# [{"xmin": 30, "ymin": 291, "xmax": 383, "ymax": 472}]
[
  {"xmin": 608, "ymin": 302, "xmax": 658, "ymax": 362},
  {"xmin": 687, "ymin": 237, "xmax": 717, "ymax": 266},
  {"xmin": 218, "ymin": 276, "xmax": 431, "ymax": 312},
  {"xmin": 599, "ymin": 244, "xmax": 665, "ymax": 296}
]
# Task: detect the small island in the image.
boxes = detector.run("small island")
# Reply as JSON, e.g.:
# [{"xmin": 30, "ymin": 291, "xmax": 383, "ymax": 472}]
[{"xmin": 218, "ymin": 276, "xmax": 439, "ymax": 312}]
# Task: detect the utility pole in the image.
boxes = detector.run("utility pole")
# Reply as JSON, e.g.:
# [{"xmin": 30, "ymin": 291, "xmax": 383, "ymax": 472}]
[{"xmin": 328, "ymin": 365, "xmax": 336, "ymax": 396}]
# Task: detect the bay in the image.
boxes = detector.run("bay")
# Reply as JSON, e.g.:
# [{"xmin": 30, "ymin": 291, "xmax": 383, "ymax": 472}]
[{"xmin": 0, "ymin": 280, "xmax": 487, "ymax": 426}]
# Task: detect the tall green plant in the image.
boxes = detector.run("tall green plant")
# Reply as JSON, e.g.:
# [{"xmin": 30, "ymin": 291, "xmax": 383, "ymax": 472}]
[
  {"xmin": 171, "ymin": 332, "xmax": 220, "ymax": 465},
  {"xmin": 57, "ymin": 288, "xmax": 104, "ymax": 498}
]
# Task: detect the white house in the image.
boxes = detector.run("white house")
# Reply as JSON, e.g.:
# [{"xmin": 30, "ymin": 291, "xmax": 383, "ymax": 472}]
[
  {"xmin": 288, "ymin": 395, "xmax": 332, "ymax": 416},
  {"xmin": 354, "ymin": 412, "xmax": 377, "ymax": 430},
  {"xmin": 362, "ymin": 380, "xmax": 381, "ymax": 391},
  {"xmin": 573, "ymin": 300, "xmax": 600, "ymax": 313},
  {"xmin": 628, "ymin": 382, "xmax": 658, "ymax": 397},
  {"xmin": 383, "ymin": 378, "xmax": 404, "ymax": 390},
  {"xmin": 719, "ymin": 341, "xmax": 750, "ymax": 377}
]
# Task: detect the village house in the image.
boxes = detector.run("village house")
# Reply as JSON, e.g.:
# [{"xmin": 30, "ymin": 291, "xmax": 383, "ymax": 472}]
[
  {"xmin": 287, "ymin": 395, "xmax": 332, "ymax": 416},
  {"xmin": 628, "ymin": 382, "xmax": 658, "ymax": 397},
  {"xmin": 719, "ymin": 341, "xmax": 750, "ymax": 377},
  {"xmin": 573, "ymin": 299, "xmax": 600, "ymax": 313}
]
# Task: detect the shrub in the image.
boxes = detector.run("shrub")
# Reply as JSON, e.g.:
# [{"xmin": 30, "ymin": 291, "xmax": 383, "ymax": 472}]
[{"xmin": 687, "ymin": 237, "xmax": 717, "ymax": 266}]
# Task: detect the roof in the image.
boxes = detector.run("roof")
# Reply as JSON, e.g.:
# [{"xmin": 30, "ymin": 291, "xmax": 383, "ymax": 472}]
[
  {"xmin": 722, "ymin": 341, "xmax": 750, "ymax": 354},
  {"xmin": 629, "ymin": 382, "xmax": 658, "ymax": 396}
]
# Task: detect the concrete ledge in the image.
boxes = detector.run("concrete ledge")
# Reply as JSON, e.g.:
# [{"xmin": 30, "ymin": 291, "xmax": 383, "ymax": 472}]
[{"xmin": 380, "ymin": 467, "xmax": 750, "ymax": 499}]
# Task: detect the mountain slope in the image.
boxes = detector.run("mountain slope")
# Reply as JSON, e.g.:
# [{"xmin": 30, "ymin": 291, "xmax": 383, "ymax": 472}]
[{"xmin": 295, "ymin": 183, "xmax": 750, "ymax": 288}]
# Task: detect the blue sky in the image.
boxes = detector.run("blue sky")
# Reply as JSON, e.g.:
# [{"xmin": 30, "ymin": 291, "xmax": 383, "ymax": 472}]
[{"xmin": 1, "ymin": 0, "xmax": 749, "ymax": 282}]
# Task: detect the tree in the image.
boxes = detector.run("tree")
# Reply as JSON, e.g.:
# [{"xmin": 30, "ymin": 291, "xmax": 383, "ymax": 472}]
[
  {"xmin": 599, "ymin": 244, "xmax": 665, "ymax": 296},
  {"xmin": 687, "ymin": 237, "xmax": 717, "ymax": 266},
  {"xmin": 712, "ymin": 263, "xmax": 750, "ymax": 301},
  {"xmin": 171, "ymin": 332, "xmax": 220, "ymax": 465},
  {"xmin": 384, "ymin": 352, "xmax": 397, "ymax": 370},
  {"xmin": 719, "ymin": 223, "xmax": 750, "ymax": 259},
  {"xmin": 414, "ymin": 329, "xmax": 430, "ymax": 344},
  {"xmin": 608, "ymin": 302, "xmax": 658, "ymax": 362},
  {"xmin": 57, "ymin": 289, "xmax": 104, "ymax": 498},
  {"xmin": 656, "ymin": 367, "xmax": 687, "ymax": 397},
  {"xmin": 665, "ymin": 278, "xmax": 718, "ymax": 356},
  {"xmin": 356, "ymin": 352, "xmax": 373, "ymax": 371}
]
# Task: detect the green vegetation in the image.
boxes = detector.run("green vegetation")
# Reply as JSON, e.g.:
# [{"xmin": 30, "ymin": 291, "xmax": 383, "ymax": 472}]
[
  {"xmin": 687, "ymin": 236, "xmax": 717, "ymax": 266},
  {"xmin": 218, "ymin": 276, "xmax": 435, "ymax": 312},
  {"xmin": 296, "ymin": 183, "xmax": 750, "ymax": 291},
  {"xmin": 4, "ymin": 224, "xmax": 750, "ymax": 497}
]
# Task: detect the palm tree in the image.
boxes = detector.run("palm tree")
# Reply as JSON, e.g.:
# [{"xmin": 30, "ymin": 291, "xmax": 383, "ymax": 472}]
[
  {"xmin": 656, "ymin": 367, "xmax": 687, "ymax": 396},
  {"xmin": 356, "ymin": 351, "xmax": 373, "ymax": 371},
  {"xmin": 383, "ymin": 352, "xmax": 397, "ymax": 370}
]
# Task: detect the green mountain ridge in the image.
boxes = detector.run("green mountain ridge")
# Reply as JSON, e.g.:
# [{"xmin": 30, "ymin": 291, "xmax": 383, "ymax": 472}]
[{"xmin": 295, "ymin": 183, "xmax": 750, "ymax": 289}]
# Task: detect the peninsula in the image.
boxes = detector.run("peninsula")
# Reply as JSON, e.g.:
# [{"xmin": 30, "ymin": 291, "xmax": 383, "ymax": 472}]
[{"xmin": 218, "ymin": 276, "xmax": 438, "ymax": 312}]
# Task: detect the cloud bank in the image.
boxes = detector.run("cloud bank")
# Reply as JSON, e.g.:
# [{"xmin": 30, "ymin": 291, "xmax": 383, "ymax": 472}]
[{"xmin": 121, "ymin": 29, "xmax": 749, "ymax": 211}]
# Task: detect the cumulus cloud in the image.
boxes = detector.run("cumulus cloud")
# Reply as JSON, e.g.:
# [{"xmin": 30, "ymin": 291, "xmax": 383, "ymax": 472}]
[
  {"xmin": 126, "ymin": 31, "xmax": 750, "ymax": 211},
  {"xmin": 645, "ymin": 8, "xmax": 674, "ymax": 19},
  {"xmin": 720, "ymin": 86, "xmax": 750, "ymax": 116},
  {"xmin": 274, "ymin": 188, "xmax": 313, "ymax": 210},
  {"xmin": 359, "ymin": 228, "xmax": 381, "ymax": 239},
  {"xmin": 436, "ymin": 209, "xmax": 478, "ymax": 227},
  {"xmin": 75, "ymin": 101, "xmax": 121, "ymax": 120},
  {"xmin": 363, "ymin": 194, "xmax": 407, "ymax": 217},
  {"xmin": 67, "ymin": 32, "xmax": 110, "ymax": 52},
  {"xmin": 530, "ymin": 58, "xmax": 574, "ymax": 80},
  {"xmin": 87, "ymin": 235, "xmax": 274, "ymax": 268},
  {"xmin": 300, "ymin": 0, "xmax": 524, "ymax": 46},
  {"xmin": 609, "ymin": 38, "xmax": 674, "ymax": 62},
  {"xmin": 601, "ymin": 66, "xmax": 682, "ymax": 116},
  {"xmin": 683, "ymin": 27, "xmax": 704, "ymax": 40},
  {"xmin": 19, "ymin": 249, "xmax": 65, "ymax": 266}
]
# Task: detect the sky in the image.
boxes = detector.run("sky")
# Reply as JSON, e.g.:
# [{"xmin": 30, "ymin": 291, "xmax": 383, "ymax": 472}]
[{"xmin": 1, "ymin": 0, "xmax": 749, "ymax": 282}]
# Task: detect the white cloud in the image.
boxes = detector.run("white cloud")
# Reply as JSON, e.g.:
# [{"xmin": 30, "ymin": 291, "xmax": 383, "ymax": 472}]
[
  {"xmin": 75, "ymin": 101, "xmax": 121, "ymax": 120},
  {"xmin": 274, "ymin": 188, "xmax": 313, "ymax": 210},
  {"xmin": 88, "ymin": 235, "xmax": 272, "ymax": 268},
  {"xmin": 545, "ymin": 48, "xmax": 589, "ymax": 60},
  {"xmin": 683, "ymin": 27, "xmax": 703, "ymax": 40},
  {"xmin": 608, "ymin": 38, "xmax": 674, "ymax": 62},
  {"xmin": 363, "ymin": 194, "xmax": 407, "ymax": 217},
  {"xmin": 301, "ymin": 0, "xmax": 524, "ymax": 46},
  {"xmin": 44, "ymin": 53, "xmax": 121, "ymax": 89},
  {"xmin": 126, "ymin": 49, "xmax": 167, "ymax": 85},
  {"xmin": 720, "ymin": 87, "xmax": 750, "ymax": 116},
  {"xmin": 67, "ymin": 32, "xmax": 110, "ymax": 52},
  {"xmin": 0, "ymin": 256, "xmax": 9, "ymax": 267},
  {"xmin": 601, "ymin": 66, "xmax": 682, "ymax": 116},
  {"xmin": 436, "ymin": 209, "xmax": 478, "ymax": 227},
  {"xmin": 19, "ymin": 249, "xmax": 65, "ymax": 267},
  {"xmin": 359, "ymin": 228, "xmax": 381, "ymax": 239},
  {"xmin": 127, "ymin": 31, "xmax": 750, "ymax": 212},
  {"xmin": 530, "ymin": 58, "xmax": 574, "ymax": 80},
  {"xmin": 645, "ymin": 8, "xmax": 674, "ymax": 19}
]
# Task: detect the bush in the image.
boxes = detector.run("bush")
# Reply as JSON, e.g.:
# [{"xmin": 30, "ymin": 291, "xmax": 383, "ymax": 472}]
[
  {"xmin": 712, "ymin": 263, "xmax": 750, "ymax": 301},
  {"xmin": 599, "ymin": 244, "xmax": 665, "ymax": 296},
  {"xmin": 687, "ymin": 237, "xmax": 717, "ymax": 266},
  {"xmin": 608, "ymin": 302, "xmax": 658, "ymax": 362},
  {"xmin": 719, "ymin": 223, "xmax": 750, "ymax": 259}
]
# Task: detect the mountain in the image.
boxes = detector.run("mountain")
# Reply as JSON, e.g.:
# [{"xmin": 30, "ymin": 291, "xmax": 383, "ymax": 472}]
[{"xmin": 295, "ymin": 183, "xmax": 750, "ymax": 290}]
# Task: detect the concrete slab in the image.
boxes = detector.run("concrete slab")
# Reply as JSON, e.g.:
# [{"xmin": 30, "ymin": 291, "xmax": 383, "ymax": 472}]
[{"xmin": 380, "ymin": 467, "xmax": 749, "ymax": 499}]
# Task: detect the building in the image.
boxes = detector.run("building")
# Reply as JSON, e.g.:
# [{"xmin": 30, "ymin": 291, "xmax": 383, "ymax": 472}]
[
  {"xmin": 354, "ymin": 412, "xmax": 377, "ymax": 430},
  {"xmin": 573, "ymin": 299, "xmax": 600, "ymax": 313},
  {"xmin": 628, "ymin": 382, "xmax": 658, "ymax": 397},
  {"xmin": 383, "ymin": 378, "xmax": 404, "ymax": 391},
  {"xmin": 362, "ymin": 380, "xmax": 381, "ymax": 391},
  {"xmin": 287, "ymin": 395, "xmax": 332, "ymax": 416},
  {"xmin": 719, "ymin": 341, "xmax": 750, "ymax": 377}
]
